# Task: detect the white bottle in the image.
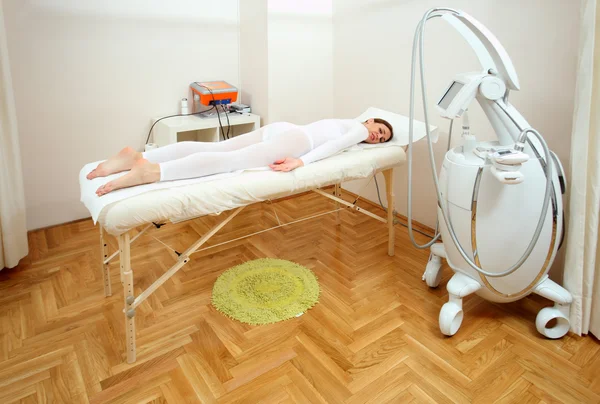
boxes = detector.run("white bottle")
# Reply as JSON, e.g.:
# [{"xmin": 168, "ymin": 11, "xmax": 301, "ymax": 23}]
[{"xmin": 181, "ymin": 98, "xmax": 189, "ymax": 115}]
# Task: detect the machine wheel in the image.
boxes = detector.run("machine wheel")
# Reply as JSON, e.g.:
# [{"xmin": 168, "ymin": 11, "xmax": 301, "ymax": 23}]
[
  {"xmin": 424, "ymin": 259, "xmax": 443, "ymax": 288},
  {"xmin": 439, "ymin": 302, "xmax": 463, "ymax": 336},
  {"xmin": 536, "ymin": 307, "xmax": 570, "ymax": 339}
]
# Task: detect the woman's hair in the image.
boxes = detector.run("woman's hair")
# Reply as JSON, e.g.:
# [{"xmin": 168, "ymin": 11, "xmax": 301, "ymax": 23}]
[{"xmin": 374, "ymin": 118, "xmax": 394, "ymax": 142}]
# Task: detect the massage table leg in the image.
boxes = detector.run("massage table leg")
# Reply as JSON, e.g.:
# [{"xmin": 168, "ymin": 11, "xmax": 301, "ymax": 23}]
[
  {"xmin": 100, "ymin": 227, "xmax": 112, "ymax": 297},
  {"xmin": 334, "ymin": 183, "xmax": 342, "ymax": 225},
  {"xmin": 383, "ymin": 169, "xmax": 395, "ymax": 256},
  {"xmin": 96, "ymin": 169, "xmax": 400, "ymax": 363},
  {"xmin": 118, "ymin": 233, "xmax": 136, "ymax": 363},
  {"xmin": 111, "ymin": 207, "xmax": 244, "ymax": 363}
]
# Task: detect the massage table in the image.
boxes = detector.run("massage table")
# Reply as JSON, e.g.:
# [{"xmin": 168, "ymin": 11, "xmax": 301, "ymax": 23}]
[{"xmin": 79, "ymin": 110, "xmax": 433, "ymax": 363}]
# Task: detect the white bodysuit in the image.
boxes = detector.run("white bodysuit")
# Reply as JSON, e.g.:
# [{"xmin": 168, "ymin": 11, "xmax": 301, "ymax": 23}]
[
  {"xmin": 299, "ymin": 119, "xmax": 369, "ymax": 165},
  {"xmin": 143, "ymin": 119, "xmax": 369, "ymax": 182}
]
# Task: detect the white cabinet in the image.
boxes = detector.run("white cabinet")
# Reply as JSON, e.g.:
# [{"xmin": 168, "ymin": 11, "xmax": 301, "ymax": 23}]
[{"xmin": 152, "ymin": 113, "xmax": 261, "ymax": 146}]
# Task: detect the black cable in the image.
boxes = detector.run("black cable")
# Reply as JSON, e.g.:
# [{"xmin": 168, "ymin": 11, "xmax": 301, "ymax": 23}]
[
  {"xmin": 376, "ymin": 118, "xmax": 455, "ymax": 241},
  {"xmin": 194, "ymin": 82, "xmax": 230, "ymax": 141},
  {"xmin": 340, "ymin": 174, "xmax": 433, "ymax": 239},
  {"xmin": 215, "ymin": 102, "xmax": 226, "ymax": 140},
  {"xmin": 222, "ymin": 105, "xmax": 231, "ymax": 139},
  {"xmin": 146, "ymin": 81, "xmax": 234, "ymax": 144},
  {"xmin": 373, "ymin": 174, "xmax": 435, "ymax": 239},
  {"xmin": 145, "ymin": 82, "xmax": 233, "ymax": 145},
  {"xmin": 145, "ymin": 107, "xmax": 215, "ymax": 146}
]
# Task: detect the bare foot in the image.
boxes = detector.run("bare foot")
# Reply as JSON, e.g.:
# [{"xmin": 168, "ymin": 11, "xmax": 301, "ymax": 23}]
[
  {"xmin": 96, "ymin": 159, "xmax": 160, "ymax": 196},
  {"xmin": 87, "ymin": 147, "xmax": 142, "ymax": 179}
]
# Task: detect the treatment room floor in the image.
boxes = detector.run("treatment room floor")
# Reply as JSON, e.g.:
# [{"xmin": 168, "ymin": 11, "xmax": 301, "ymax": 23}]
[{"xmin": 1, "ymin": 190, "xmax": 599, "ymax": 403}]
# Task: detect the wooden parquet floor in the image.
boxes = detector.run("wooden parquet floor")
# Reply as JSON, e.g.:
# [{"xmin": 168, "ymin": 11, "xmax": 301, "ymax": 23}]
[{"xmin": 1, "ymin": 190, "xmax": 600, "ymax": 403}]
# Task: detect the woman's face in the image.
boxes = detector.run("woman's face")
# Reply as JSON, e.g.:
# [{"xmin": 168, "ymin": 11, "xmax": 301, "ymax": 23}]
[{"xmin": 363, "ymin": 119, "xmax": 392, "ymax": 144}]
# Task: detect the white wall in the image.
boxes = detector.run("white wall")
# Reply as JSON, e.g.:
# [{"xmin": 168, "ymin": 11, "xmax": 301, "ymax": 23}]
[
  {"xmin": 240, "ymin": 0, "xmax": 333, "ymax": 126},
  {"xmin": 4, "ymin": 0, "xmax": 580, "ymax": 254},
  {"xmin": 267, "ymin": 0, "xmax": 333, "ymax": 124},
  {"xmin": 334, "ymin": 0, "xmax": 580, "ymax": 231},
  {"xmin": 4, "ymin": 0, "xmax": 240, "ymax": 230},
  {"xmin": 240, "ymin": 0, "xmax": 269, "ymax": 124}
]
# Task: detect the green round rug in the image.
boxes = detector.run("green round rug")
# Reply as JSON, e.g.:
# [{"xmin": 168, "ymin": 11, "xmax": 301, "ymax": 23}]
[{"xmin": 211, "ymin": 258, "xmax": 320, "ymax": 325}]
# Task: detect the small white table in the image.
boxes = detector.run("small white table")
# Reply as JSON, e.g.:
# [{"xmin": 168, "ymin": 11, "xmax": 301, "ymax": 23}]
[{"xmin": 151, "ymin": 112, "xmax": 261, "ymax": 147}]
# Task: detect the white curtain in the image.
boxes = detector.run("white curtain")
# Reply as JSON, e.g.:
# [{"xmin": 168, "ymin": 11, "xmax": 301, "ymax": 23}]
[
  {"xmin": 564, "ymin": 0, "xmax": 600, "ymax": 337},
  {"xmin": 0, "ymin": 0, "xmax": 28, "ymax": 269}
]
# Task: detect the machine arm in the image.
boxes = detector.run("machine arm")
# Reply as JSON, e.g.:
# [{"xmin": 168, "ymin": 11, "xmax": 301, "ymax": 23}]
[{"xmin": 441, "ymin": 11, "xmax": 520, "ymax": 91}]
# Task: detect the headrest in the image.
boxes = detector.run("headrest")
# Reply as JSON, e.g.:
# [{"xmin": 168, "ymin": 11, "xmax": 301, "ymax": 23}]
[{"xmin": 353, "ymin": 107, "xmax": 438, "ymax": 148}]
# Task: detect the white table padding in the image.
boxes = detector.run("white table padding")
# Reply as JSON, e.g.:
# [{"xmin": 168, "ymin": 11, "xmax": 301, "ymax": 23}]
[{"xmin": 79, "ymin": 146, "xmax": 405, "ymax": 236}]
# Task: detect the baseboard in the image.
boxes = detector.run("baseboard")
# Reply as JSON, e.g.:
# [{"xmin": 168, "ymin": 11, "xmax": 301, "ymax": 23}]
[
  {"xmin": 28, "ymin": 217, "xmax": 92, "ymax": 233},
  {"xmin": 339, "ymin": 187, "xmax": 436, "ymax": 238}
]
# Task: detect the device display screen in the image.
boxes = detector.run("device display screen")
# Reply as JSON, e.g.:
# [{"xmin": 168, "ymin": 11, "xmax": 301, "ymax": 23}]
[{"xmin": 438, "ymin": 81, "xmax": 464, "ymax": 109}]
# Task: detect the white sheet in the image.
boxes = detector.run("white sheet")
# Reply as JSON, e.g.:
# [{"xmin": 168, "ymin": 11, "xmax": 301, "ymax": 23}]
[
  {"xmin": 80, "ymin": 146, "xmax": 405, "ymax": 236},
  {"xmin": 80, "ymin": 162, "xmax": 244, "ymax": 223},
  {"xmin": 353, "ymin": 106, "xmax": 439, "ymax": 148}
]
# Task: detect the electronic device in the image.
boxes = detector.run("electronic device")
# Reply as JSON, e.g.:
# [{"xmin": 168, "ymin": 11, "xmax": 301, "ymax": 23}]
[
  {"xmin": 229, "ymin": 103, "xmax": 251, "ymax": 114},
  {"xmin": 190, "ymin": 81, "xmax": 238, "ymax": 106},
  {"xmin": 436, "ymin": 73, "xmax": 486, "ymax": 119},
  {"xmin": 406, "ymin": 8, "xmax": 572, "ymax": 340}
]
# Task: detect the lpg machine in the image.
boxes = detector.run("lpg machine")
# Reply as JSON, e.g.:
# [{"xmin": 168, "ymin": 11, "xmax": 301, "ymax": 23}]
[{"xmin": 406, "ymin": 8, "xmax": 573, "ymax": 338}]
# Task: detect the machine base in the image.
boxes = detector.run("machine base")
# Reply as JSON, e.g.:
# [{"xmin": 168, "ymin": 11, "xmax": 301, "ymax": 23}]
[{"xmin": 424, "ymin": 243, "xmax": 572, "ymax": 339}]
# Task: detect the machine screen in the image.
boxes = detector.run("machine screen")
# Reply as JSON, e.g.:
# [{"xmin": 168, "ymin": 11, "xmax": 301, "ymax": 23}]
[{"xmin": 438, "ymin": 81, "xmax": 464, "ymax": 109}]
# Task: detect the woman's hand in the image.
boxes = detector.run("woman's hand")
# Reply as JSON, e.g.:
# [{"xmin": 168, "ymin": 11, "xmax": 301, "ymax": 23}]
[{"xmin": 269, "ymin": 157, "xmax": 304, "ymax": 172}]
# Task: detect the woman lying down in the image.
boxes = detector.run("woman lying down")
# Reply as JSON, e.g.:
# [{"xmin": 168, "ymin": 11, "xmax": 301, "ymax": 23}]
[{"xmin": 87, "ymin": 117, "xmax": 394, "ymax": 196}]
